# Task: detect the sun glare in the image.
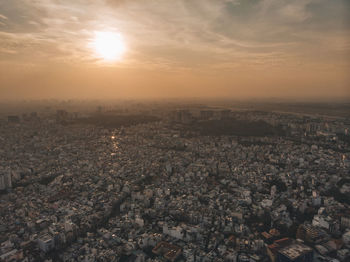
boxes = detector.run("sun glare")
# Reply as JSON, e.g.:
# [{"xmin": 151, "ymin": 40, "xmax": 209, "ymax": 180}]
[{"xmin": 92, "ymin": 31, "xmax": 126, "ymax": 61}]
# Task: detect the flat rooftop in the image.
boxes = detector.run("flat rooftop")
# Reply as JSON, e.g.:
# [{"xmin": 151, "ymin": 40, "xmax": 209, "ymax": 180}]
[
  {"xmin": 152, "ymin": 241, "xmax": 182, "ymax": 261},
  {"xmin": 38, "ymin": 234, "xmax": 53, "ymax": 242},
  {"xmin": 278, "ymin": 243, "xmax": 313, "ymax": 260}
]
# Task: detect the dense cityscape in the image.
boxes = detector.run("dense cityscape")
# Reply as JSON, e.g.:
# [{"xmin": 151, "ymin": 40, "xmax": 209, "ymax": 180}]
[
  {"xmin": 0, "ymin": 101, "xmax": 349, "ymax": 262},
  {"xmin": 1, "ymin": 0, "xmax": 349, "ymax": 261}
]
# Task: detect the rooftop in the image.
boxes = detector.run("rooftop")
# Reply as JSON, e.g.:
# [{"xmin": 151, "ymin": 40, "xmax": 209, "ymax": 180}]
[
  {"xmin": 278, "ymin": 243, "xmax": 313, "ymax": 260},
  {"xmin": 152, "ymin": 241, "xmax": 182, "ymax": 261},
  {"xmin": 38, "ymin": 234, "xmax": 53, "ymax": 242}
]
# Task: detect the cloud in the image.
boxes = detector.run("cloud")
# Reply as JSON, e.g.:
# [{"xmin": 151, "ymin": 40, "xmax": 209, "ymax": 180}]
[
  {"xmin": 0, "ymin": 0, "xmax": 348, "ymax": 71},
  {"xmin": 0, "ymin": 14, "xmax": 8, "ymax": 20}
]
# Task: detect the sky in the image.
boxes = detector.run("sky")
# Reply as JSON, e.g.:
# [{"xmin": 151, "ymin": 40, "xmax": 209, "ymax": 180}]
[{"xmin": 0, "ymin": 0, "xmax": 349, "ymax": 100}]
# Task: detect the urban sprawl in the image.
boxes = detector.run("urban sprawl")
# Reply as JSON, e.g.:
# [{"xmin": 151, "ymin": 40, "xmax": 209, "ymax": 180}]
[{"xmin": 1, "ymin": 105, "xmax": 350, "ymax": 262}]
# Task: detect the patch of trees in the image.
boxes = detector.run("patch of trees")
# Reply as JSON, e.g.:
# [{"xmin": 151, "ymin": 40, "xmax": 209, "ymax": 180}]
[
  {"xmin": 73, "ymin": 114, "xmax": 160, "ymax": 128},
  {"xmin": 187, "ymin": 118, "xmax": 285, "ymax": 137}
]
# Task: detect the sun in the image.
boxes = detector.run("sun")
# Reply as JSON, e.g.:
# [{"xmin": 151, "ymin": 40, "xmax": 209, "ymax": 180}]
[{"xmin": 92, "ymin": 31, "xmax": 126, "ymax": 61}]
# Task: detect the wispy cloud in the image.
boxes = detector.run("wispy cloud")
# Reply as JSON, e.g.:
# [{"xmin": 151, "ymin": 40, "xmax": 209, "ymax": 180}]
[
  {"xmin": 0, "ymin": 14, "xmax": 8, "ymax": 20},
  {"xmin": 0, "ymin": 0, "xmax": 349, "ymax": 71}
]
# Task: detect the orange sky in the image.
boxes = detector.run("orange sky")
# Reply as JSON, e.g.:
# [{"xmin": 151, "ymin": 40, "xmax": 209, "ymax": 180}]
[{"xmin": 0, "ymin": 0, "xmax": 349, "ymax": 100}]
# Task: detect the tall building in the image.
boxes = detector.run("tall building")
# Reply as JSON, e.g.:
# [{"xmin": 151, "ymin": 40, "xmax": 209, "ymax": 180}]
[
  {"xmin": 37, "ymin": 234, "xmax": 55, "ymax": 253},
  {"xmin": 277, "ymin": 243, "xmax": 313, "ymax": 262},
  {"xmin": 172, "ymin": 110, "xmax": 193, "ymax": 124},
  {"xmin": 219, "ymin": 109, "xmax": 231, "ymax": 119},
  {"xmin": 7, "ymin": 116, "xmax": 20, "ymax": 123},
  {"xmin": 0, "ymin": 173, "xmax": 12, "ymax": 191},
  {"xmin": 296, "ymin": 224, "xmax": 327, "ymax": 244},
  {"xmin": 267, "ymin": 238, "xmax": 293, "ymax": 262},
  {"xmin": 56, "ymin": 110, "xmax": 69, "ymax": 122},
  {"xmin": 200, "ymin": 110, "xmax": 214, "ymax": 120},
  {"xmin": 341, "ymin": 215, "xmax": 350, "ymax": 229}
]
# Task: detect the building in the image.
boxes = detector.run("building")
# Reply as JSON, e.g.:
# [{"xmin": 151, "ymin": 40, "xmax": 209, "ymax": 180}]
[
  {"xmin": 200, "ymin": 110, "xmax": 214, "ymax": 120},
  {"xmin": 56, "ymin": 110, "xmax": 69, "ymax": 122},
  {"xmin": 312, "ymin": 215, "xmax": 330, "ymax": 230},
  {"xmin": 7, "ymin": 115, "xmax": 20, "ymax": 123},
  {"xmin": 0, "ymin": 173, "xmax": 12, "ymax": 191},
  {"xmin": 296, "ymin": 224, "xmax": 327, "ymax": 244},
  {"xmin": 277, "ymin": 243, "xmax": 313, "ymax": 262},
  {"xmin": 172, "ymin": 110, "xmax": 193, "ymax": 124},
  {"xmin": 37, "ymin": 234, "xmax": 55, "ymax": 253},
  {"xmin": 267, "ymin": 238, "xmax": 293, "ymax": 262},
  {"xmin": 341, "ymin": 215, "xmax": 350, "ymax": 229},
  {"xmin": 152, "ymin": 241, "xmax": 182, "ymax": 262},
  {"xmin": 0, "ymin": 249, "xmax": 23, "ymax": 262},
  {"xmin": 219, "ymin": 109, "xmax": 231, "ymax": 119},
  {"xmin": 237, "ymin": 253, "xmax": 250, "ymax": 262}
]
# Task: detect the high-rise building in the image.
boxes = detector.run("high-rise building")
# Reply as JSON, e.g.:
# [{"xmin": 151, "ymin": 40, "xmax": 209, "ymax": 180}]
[
  {"xmin": 56, "ymin": 110, "xmax": 69, "ymax": 122},
  {"xmin": 0, "ymin": 173, "xmax": 12, "ymax": 191},
  {"xmin": 277, "ymin": 243, "xmax": 313, "ymax": 262},
  {"xmin": 219, "ymin": 109, "xmax": 231, "ymax": 119},
  {"xmin": 7, "ymin": 116, "xmax": 20, "ymax": 123},
  {"xmin": 172, "ymin": 110, "xmax": 193, "ymax": 124},
  {"xmin": 200, "ymin": 110, "xmax": 214, "ymax": 120},
  {"xmin": 37, "ymin": 234, "xmax": 55, "ymax": 253}
]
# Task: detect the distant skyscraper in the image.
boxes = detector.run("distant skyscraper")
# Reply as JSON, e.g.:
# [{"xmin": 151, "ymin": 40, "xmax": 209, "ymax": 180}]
[
  {"xmin": 7, "ymin": 116, "xmax": 20, "ymax": 123},
  {"xmin": 219, "ymin": 109, "xmax": 231, "ymax": 119},
  {"xmin": 177, "ymin": 110, "xmax": 192, "ymax": 124},
  {"xmin": 200, "ymin": 110, "xmax": 214, "ymax": 120},
  {"xmin": 56, "ymin": 110, "xmax": 69, "ymax": 122}
]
